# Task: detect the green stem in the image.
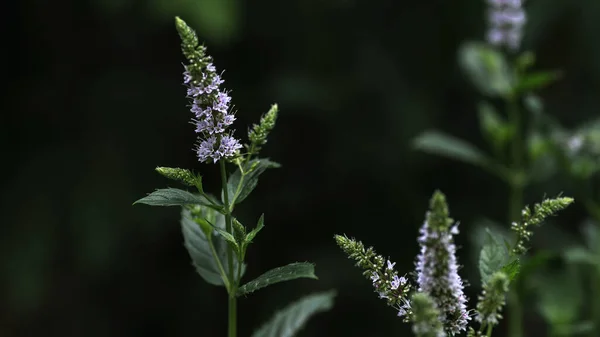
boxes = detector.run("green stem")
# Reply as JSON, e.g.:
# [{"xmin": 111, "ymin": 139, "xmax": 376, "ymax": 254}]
[
  {"xmin": 220, "ymin": 160, "xmax": 237, "ymax": 337},
  {"xmin": 486, "ymin": 323, "xmax": 493, "ymax": 337},
  {"xmin": 228, "ymin": 296, "xmax": 237, "ymax": 337},
  {"xmin": 583, "ymin": 199, "xmax": 600, "ymax": 337},
  {"xmin": 507, "ymin": 93, "xmax": 524, "ymax": 337}
]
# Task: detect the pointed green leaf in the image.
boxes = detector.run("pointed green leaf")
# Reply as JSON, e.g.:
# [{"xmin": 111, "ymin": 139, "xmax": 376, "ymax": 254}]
[
  {"xmin": 251, "ymin": 291, "xmax": 336, "ymax": 337},
  {"xmin": 413, "ymin": 130, "xmax": 492, "ymax": 168},
  {"xmin": 181, "ymin": 207, "xmax": 244, "ymax": 286},
  {"xmin": 515, "ymin": 70, "xmax": 562, "ymax": 93},
  {"xmin": 134, "ymin": 188, "xmax": 222, "ymax": 210},
  {"xmin": 479, "ymin": 229, "xmax": 510, "ymax": 285},
  {"xmin": 227, "ymin": 159, "xmax": 281, "ymax": 205},
  {"xmin": 237, "ymin": 262, "xmax": 317, "ymax": 297},
  {"xmin": 246, "ymin": 214, "xmax": 265, "ymax": 244}
]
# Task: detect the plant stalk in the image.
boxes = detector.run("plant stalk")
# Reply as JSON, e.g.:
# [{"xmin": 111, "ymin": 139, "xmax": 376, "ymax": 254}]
[
  {"xmin": 220, "ymin": 160, "xmax": 237, "ymax": 337},
  {"xmin": 583, "ymin": 200, "xmax": 600, "ymax": 337},
  {"xmin": 507, "ymin": 93, "xmax": 524, "ymax": 337}
]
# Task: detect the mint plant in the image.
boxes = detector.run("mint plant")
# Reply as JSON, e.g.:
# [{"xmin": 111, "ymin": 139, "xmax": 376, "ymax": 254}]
[
  {"xmin": 336, "ymin": 190, "xmax": 572, "ymax": 337},
  {"xmin": 411, "ymin": 1, "xmax": 566, "ymax": 336},
  {"xmin": 134, "ymin": 17, "xmax": 335, "ymax": 337}
]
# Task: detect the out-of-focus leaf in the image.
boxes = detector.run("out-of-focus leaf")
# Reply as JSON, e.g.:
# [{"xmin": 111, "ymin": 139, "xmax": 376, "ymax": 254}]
[
  {"xmin": 479, "ymin": 229, "xmax": 511, "ymax": 285},
  {"xmin": 458, "ymin": 41, "xmax": 514, "ymax": 97},
  {"xmin": 412, "ymin": 130, "xmax": 492, "ymax": 169},
  {"xmin": 515, "ymin": 70, "xmax": 562, "ymax": 93},
  {"xmin": 535, "ymin": 266, "xmax": 583, "ymax": 327}
]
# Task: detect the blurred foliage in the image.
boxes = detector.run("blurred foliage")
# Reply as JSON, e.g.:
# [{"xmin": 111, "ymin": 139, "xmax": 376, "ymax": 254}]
[{"xmin": 3, "ymin": 0, "xmax": 600, "ymax": 336}]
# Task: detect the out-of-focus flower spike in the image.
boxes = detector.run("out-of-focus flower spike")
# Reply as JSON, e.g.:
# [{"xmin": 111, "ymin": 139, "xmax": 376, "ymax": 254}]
[{"xmin": 415, "ymin": 190, "xmax": 470, "ymax": 335}]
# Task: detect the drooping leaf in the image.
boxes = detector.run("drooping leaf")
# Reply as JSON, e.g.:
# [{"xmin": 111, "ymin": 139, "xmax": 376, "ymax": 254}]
[
  {"xmin": 134, "ymin": 188, "xmax": 222, "ymax": 211},
  {"xmin": 226, "ymin": 159, "xmax": 281, "ymax": 205},
  {"xmin": 458, "ymin": 41, "xmax": 514, "ymax": 97},
  {"xmin": 479, "ymin": 229, "xmax": 510, "ymax": 285},
  {"xmin": 412, "ymin": 130, "xmax": 492, "ymax": 169},
  {"xmin": 553, "ymin": 321, "xmax": 595, "ymax": 336},
  {"xmin": 251, "ymin": 291, "xmax": 336, "ymax": 337},
  {"xmin": 237, "ymin": 262, "xmax": 317, "ymax": 297},
  {"xmin": 180, "ymin": 207, "xmax": 244, "ymax": 286}
]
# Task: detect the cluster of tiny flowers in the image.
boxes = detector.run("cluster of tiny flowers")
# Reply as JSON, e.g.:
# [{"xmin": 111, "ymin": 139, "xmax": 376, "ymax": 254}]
[
  {"xmin": 486, "ymin": 0, "xmax": 526, "ymax": 51},
  {"xmin": 416, "ymin": 219, "xmax": 470, "ymax": 335},
  {"xmin": 370, "ymin": 260, "xmax": 413, "ymax": 319},
  {"xmin": 183, "ymin": 62, "xmax": 241, "ymax": 163},
  {"xmin": 334, "ymin": 235, "xmax": 412, "ymax": 319}
]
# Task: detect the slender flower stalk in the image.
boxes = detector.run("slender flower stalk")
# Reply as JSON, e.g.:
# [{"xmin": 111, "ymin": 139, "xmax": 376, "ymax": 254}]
[
  {"xmin": 486, "ymin": 0, "xmax": 527, "ymax": 51},
  {"xmin": 415, "ymin": 191, "xmax": 470, "ymax": 335}
]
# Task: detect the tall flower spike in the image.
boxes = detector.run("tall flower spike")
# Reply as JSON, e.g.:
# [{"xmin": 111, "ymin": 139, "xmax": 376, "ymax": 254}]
[
  {"xmin": 175, "ymin": 17, "xmax": 242, "ymax": 163},
  {"xmin": 334, "ymin": 235, "xmax": 412, "ymax": 319},
  {"xmin": 486, "ymin": 0, "xmax": 527, "ymax": 51},
  {"xmin": 415, "ymin": 191, "xmax": 469, "ymax": 335}
]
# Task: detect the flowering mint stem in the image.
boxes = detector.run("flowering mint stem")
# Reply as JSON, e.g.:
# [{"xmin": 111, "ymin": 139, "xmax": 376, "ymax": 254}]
[
  {"xmin": 507, "ymin": 94, "xmax": 524, "ymax": 337},
  {"xmin": 219, "ymin": 159, "xmax": 237, "ymax": 337}
]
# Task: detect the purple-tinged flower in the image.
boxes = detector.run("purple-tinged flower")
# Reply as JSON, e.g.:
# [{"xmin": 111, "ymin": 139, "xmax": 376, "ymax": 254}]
[
  {"xmin": 485, "ymin": 0, "xmax": 526, "ymax": 51},
  {"xmin": 415, "ymin": 191, "xmax": 470, "ymax": 335},
  {"xmin": 387, "ymin": 260, "xmax": 396, "ymax": 270},
  {"xmin": 182, "ymin": 60, "xmax": 241, "ymax": 163}
]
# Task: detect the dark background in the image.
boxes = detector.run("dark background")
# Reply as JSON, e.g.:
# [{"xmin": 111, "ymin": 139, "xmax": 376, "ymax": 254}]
[{"xmin": 3, "ymin": 0, "xmax": 600, "ymax": 336}]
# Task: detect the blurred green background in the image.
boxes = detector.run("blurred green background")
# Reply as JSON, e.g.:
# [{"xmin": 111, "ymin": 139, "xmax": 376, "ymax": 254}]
[{"xmin": 3, "ymin": 0, "xmax": 600, "ymax": 336}]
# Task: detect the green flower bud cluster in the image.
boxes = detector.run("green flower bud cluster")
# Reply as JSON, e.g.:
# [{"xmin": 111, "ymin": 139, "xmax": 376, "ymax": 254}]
[
  {"xmin": 475, "ymin": 271, "xmax": 509, "ymax": 327},
  {"xmin": 511, "ymin": 196, "xmax": 574, "ymax": 255},
  {"xmin": 175, "ymin": 17, "xmax": 205, "ymax": 66},
  {"xmin": 248, "ymin": 104, "xmax": 278, "ymax": 155},
  {"xmin": 155, "ymin": 167, "xmax": 198, "ymax": 187}
]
